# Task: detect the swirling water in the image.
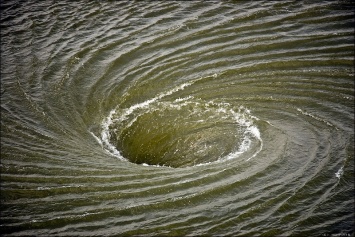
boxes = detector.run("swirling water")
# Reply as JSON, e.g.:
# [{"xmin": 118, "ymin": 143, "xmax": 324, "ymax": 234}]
[{"xmin": 1, "ymin": 1, "xmax": 354, "ymax": 236}]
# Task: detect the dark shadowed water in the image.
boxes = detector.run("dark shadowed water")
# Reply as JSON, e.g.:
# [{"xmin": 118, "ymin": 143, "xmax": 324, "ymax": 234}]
[{"xmin": 1, "ymin": 1, "xmax": 354, "ymax": 236}]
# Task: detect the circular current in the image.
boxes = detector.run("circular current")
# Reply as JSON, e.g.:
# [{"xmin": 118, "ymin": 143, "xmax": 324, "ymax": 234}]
[
  {"xmin": 101, "ymin": 81, "xmax": 262, "ymax": 168},
  {"xmin": 1, "ymin": 1, "xmax": 354, "ymax": 236}
]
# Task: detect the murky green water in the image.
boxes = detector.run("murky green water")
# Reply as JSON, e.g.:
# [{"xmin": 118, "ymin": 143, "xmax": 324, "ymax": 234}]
[{"xmin": 1, "ymin": 1, "xmax": 354, "ymax": 236}]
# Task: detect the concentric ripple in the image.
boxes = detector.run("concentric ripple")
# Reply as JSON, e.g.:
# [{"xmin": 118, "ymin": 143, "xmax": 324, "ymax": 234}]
[{"xmin": 1, "ymin": 0, "xmax": 354, "ymax": 236}]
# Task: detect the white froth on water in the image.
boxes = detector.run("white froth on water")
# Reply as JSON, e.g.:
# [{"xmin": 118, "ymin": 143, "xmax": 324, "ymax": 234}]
[
  {"xmin": 335, "ymin": 166, "xmax": 344, "ymax": 179},
  {"xmin": 98, "ymin": 81, "xmax": 197, "ymax": 161},
  {"xmin": 99, "ymin": 110, "xmax": 126, "ymax": 161},
  {"xmin": 97, "ymin": 78, "xmax": 263, "ymax": 167}
]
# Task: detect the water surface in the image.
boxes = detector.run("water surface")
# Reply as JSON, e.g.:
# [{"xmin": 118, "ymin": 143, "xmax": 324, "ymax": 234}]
[{"xmin": 1, "ymin": 1, "xmax": 354, "ymax": 236}]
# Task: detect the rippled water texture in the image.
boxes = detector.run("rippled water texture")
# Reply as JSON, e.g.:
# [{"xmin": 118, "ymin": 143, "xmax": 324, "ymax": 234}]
[{"xmin": 1, "ymin": 1, "xmax": 354, "ymax": 236}]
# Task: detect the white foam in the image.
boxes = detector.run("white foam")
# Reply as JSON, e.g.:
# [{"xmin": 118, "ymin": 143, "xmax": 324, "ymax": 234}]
[
  {"xmin": 222, "ymin": 109, "xmax": 263, "ymax": 162},
  {"xmin": 99, "ymin": 81, "xmax": 198, "ymax": 161},
  {"xmin": 119, "ymin": 81, "xmax": 195, "ymax": 122},
  {"xmin": 99, "ymin": 110, "xmax": 126, "ymax": 160},
  {"xmin": 248, "ymin": 125, "xmax": 261, "ymax": 140},
  {"xmin": 335, "ymin": 166, "xmax": 344, "ymax": 179},
  {"xmin": 174, "ymin": 95, "xmax": 194, "ymax": 103},
  {"xmin": 99, "ymin": 78, "xmax": 263, "ymax": 165}
]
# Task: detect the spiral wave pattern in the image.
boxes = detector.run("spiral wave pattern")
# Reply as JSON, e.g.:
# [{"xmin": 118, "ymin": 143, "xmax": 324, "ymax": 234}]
[{"xmin": 1, "ymin": 1, "xmax": 354, "ymax": 236}]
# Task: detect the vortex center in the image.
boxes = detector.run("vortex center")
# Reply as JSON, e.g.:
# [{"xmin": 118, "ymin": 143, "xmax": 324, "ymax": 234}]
[{"xmin": 106, "ymin": 100, "xmax": 253, "ymax": 168}]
